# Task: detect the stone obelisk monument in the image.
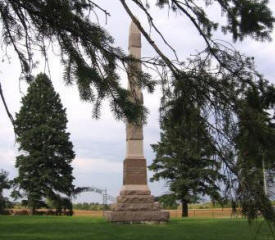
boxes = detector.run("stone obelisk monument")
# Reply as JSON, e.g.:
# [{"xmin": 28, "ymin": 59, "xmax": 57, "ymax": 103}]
[{"xmin": 105, "ymin": 21, "xmax": 169, "ymax": 223}]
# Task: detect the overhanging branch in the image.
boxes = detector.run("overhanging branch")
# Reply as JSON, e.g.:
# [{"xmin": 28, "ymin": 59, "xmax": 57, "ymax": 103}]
[
  {"xmin": 0, "ymin": 81, "xmax": 15, "ymax": 129},
  {"xmin": 119, "ymin": 0, "xmax": 179, "ymax": 76}
]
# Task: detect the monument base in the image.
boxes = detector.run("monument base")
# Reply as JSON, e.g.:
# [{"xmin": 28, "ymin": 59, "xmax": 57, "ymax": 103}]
[{"xmin": 105, "ymin": 185, "xmax": 169, "ymax": 223}]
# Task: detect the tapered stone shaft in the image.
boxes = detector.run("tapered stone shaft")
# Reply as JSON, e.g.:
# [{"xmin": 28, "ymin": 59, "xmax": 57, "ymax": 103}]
[
  {"xmin": 126, "ymin": 21, "xmax": 144, "ymax": 160},
  {"xmin": 104, "ymin": 21, "xmax": 169, "ymax": 223},
  {"xmin": 123, "ymin": 21, "xmax": 148, "ymax": 189}
]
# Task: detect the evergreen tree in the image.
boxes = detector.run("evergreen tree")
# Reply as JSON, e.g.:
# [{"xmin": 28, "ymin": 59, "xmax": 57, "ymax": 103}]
[
  {"xmin": 235, "ymin": 82, "xmax": 275, "ymax": 222},
  {"xmin": 155, "ymin": 194, "xmax": 179, "ymax": 210},
  {"xmin": 149, "ymin": 80, "xmax": 224, "ymax": 217},
  {"xmin": 0, "ymin": 170, "xmax": 12, "ymax": 213},
  {"xmin": 13, "ymin": 73, "xmax": 75, "ymax": 214}
]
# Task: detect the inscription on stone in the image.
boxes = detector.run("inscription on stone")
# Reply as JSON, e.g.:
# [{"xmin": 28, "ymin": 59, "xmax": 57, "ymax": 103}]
[
  {"xmin": 123, "ymin": 158, "xmax": 147, "ymax": 185},
  {"xmin": 127, "ymin": 166, "xmax": 145, "ymax": 174}
]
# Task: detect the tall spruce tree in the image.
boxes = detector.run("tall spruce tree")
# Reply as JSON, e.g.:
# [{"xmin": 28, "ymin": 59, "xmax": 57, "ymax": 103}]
[
  {"xmin": 13, "ymin": 73, "xmax": 75, "ymax": 214},
  {"xmin": 149, "ymin": 80, "xmax": 224, "ymax": 217}
]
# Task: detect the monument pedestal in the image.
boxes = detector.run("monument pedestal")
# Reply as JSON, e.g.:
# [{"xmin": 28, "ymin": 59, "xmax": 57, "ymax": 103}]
[{"xmin": 104, "ymin": 158, "xmax": 169, "ymax": 223}]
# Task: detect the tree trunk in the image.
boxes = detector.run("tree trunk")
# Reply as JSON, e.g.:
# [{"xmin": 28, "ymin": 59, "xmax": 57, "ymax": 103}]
[
  {"xmin": 30, "ymin": 206, "xmax": 36, "ymax": 215},
  {"xmin": 181, "ymin": 200, "xmax": 188, "ymax": 217}
]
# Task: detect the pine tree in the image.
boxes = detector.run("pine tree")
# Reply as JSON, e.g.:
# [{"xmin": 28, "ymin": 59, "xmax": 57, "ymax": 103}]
[
  {"xmin": 149, "ymin": 80, "xmax": 224, "ymax": 217},
  {"xmin": 155, "ymin": 194, "xmax": 179, "ymax": 210},
  {"xmin": 13, "ymin": 73, "xmax": 75, "ymax": 214},
  {"xmin": 0, "ymin": 170, "xmax": 11, "ymax": 213},
  {"xmin": 235, "ymin": 82, "xmax": 275, "ymax": 222}
]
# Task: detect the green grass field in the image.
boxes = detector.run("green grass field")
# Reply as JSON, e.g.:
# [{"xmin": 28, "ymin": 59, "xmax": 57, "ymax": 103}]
[{"xmin": 0, "ymin": 216, "xmax": 272, "ymax": 240}]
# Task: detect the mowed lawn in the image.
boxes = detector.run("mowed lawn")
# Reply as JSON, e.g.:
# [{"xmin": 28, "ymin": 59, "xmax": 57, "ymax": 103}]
[{"xmin": 0, "ymin": 216, "xmax": 272, "ymax": 240}]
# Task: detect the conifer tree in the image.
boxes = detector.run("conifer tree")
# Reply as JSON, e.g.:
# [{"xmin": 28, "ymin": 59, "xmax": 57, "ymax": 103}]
[
  {"xmin": 235, "ymin": 82, "xmax": 275, "ymax": 222},
  {"xmin": 149, "ymin": 80, "xmax": 224, "ymax": 217},
  {"xmin": 13, "ymin": 73, "xmax": 75, "ymax": 214},
  {"xmin": 0, "ymin": 170, "xmax": 11, "ymax": 213}
]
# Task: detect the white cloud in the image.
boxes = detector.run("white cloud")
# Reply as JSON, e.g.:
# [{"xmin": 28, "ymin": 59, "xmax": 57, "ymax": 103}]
[{"xmin": 73, "ymin": 157, "xmax": 122, "ymax": 174}]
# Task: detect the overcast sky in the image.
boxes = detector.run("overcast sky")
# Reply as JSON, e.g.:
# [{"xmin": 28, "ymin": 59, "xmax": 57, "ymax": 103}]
[{"xmin": 1, "ymin": 1, "xmax": 275, "ymax": 203}]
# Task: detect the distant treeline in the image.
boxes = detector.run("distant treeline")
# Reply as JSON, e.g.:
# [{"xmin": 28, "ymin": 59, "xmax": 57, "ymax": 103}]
[
  {"xmin": 188, "ymin": 202, "xmax": 235, "ymax": 209},
  {"xmin": 9, "ymin": 202, "xmax": 110, "ymax": 211},
  {"xmin": 156, "ymin": 196, "xmax": 275, "ymax": 210},
  {"xmin": 10, "ymin": 200, "xmax": 275, "ymax": 211},
  {"xmin": 73, "ymin": 202, "xmax": 110, "ymax": 210}
]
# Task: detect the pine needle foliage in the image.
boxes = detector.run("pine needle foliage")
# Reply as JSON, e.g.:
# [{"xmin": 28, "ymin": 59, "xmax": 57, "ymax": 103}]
[
  {"xmin": 150, "ymin": 62, "xmax": 275, "ymax": 223},
  {"xmin": 13, "ymin": 73, "xmax": 75, "ymax": 214},
  {"xmin": 235, "ymin": 84, "xmax": 275, "ymax": 222},
  {"xmin": 1, "ymin": 1, "xmax": 273, "ymax": 123},
  {"xmin": 0, "ymin": 0, "xmax": 155, "ymax": 123},
  {"xmin": 149, "ymin": 79, "xmax": 225, "ymax": 217},
  {"xmin": 155, "ymin": 0, "xmax": 274, "ymax": 42}
]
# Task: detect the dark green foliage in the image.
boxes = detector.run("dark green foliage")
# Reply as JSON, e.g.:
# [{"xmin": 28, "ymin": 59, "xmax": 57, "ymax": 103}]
[
  {"xmin": 0, "ymin": 0, "xmax": 155, "ymax": 123},
  {"xmin": 155, "ymin": 194, "xmax": 179, "ymax": 209},
  {"xmin": 151, "ymin": 51, "xmax": 275, "ymax": 223},
  {"xmin": 0, "ymin": 170, "xmax": 12, "ymax": 213},
  {"xmin": 47, "ymin": 194, "xmax": 73, "ymax": 216},
  {"xmin": 0, "ymin": 1, "xmax": 273, "ymax": 122},
  {"xmin": 235, "ymin": 83, "xmax": 275, "ymax": 222},
  {"xmin": 154, "ymin": 0, "xmax": 274, "ymax": 41},
  {"xmin": 151, "ymin": 54, "xmax": 275, "ymax": 223},
  {"xmin": 73, "ymin": 202, "xmax": 110, "ymax": 211},
  {"xmin": 13, "ymin": 73, "xmax": 75, "ymax": 214},
  {"xmin": 149, "ymin": 79, "xmax": 225, "ymax": 217}
]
